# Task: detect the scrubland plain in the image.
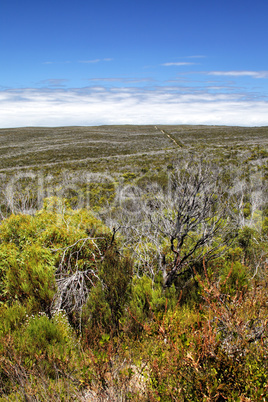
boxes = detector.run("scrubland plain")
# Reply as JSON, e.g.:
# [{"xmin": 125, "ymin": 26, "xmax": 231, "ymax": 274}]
[{"xmin": 0, "ymin": 125, "xmax": 267, "ymax": 401}]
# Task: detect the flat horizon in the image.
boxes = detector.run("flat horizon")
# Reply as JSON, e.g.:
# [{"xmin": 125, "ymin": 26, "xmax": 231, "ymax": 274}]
[{"xmin": 1, "ymin": 123, "xmax": 268, "ymax": 131}]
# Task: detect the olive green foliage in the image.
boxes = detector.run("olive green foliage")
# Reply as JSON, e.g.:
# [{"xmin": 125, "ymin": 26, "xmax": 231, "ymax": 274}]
[
  {"xmin": 99, "ymin": 249, "xmax": 133, "ymax": 326},
  {"xmin": 0, "ymin": 214, "xmax": 56, "ymax": 313},
  {"xmin": 0, "ymin": 198, "xmax": 112, "ymax": 317},
  {"xmin": 0, "ymin": 199, "xmax": 121, "ymax": 398},
  {"xmin": 82, "ymin": 248, "xmax": 133, "ymax": 340},
  {"xmin": 124, "ymin": 275, "xmax": 177, "ymax": 337},
  {"xmin": 0, "ymin": 125, "xmax": 267, "ymax": 400},
  {"xmin": 0, "ymin": 311, "xmax": 80, "ymax": 400}
]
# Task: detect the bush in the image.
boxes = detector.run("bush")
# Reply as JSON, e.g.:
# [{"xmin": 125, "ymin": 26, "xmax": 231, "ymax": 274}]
[
  {"xmin": 0, "ymin": 197, "xmax": 114, "ymax": 320},
  {"xmin": 82, "ymin": 248, "xmax": 133, "ymax": 341},
  {"xmin": 4, "ymin": 244, "xmax": 56, "ymax": 314},
  {"xmin": 0, "ymin": 312, "xmax": 80, "ymax": 397},
  {"xmin": 124, "ymin": 275, "xmax": 177, "ymax": 337},
  {"xmin": 145, "ymin": 270, "xmax": 268, "ymax": 401}
]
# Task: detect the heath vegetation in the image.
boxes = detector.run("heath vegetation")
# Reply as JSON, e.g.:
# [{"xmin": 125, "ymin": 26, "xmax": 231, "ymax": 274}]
[{"xmin": 0, "ymin": 125, "xmax": 267, "ymax": 400}]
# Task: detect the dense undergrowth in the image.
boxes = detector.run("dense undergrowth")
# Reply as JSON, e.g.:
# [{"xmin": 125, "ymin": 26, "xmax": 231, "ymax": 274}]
[
  {"xmin": 0, "ymin": 199, "xmax": 267, "ymax": 400},
  {"xmin": 0, "ymin": 125, "xmax": 267, "ymax": 401}
]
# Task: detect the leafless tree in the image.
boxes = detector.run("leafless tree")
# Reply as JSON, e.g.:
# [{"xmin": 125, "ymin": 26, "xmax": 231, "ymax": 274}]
[
  {"xmin": 103, "ymin": 159, "xmax": 235, "ymax": 288},
  {"xmin": 149, "ymin": 160, "xmax": 234, "ymax": 287}
]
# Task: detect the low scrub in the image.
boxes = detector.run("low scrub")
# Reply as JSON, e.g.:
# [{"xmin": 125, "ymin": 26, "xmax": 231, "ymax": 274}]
[{"xmin": 0, "ymin": 189, "xmax": 267, "ymax": 400}]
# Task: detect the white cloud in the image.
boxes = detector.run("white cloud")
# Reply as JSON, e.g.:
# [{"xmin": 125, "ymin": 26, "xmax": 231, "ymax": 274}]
[
  {"xmin": 208, "ymin": 71, "xmax": 268, "ymax": 79},
  {"xmin": 162, "ymin": 62, "xmax": 196, "ymax": 66},
  {"xmin": 1, "ymin": 86, "xmax": 268, "ymax": 128}
]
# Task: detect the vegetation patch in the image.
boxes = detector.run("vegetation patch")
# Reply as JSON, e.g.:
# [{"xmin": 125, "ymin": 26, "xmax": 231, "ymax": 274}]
[{"xmin": 0, "ymin": 125, "xmax": 267, "ymax": 400}]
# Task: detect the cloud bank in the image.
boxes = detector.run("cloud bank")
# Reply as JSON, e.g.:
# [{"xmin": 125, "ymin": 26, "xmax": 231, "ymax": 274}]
[
  {"xmin": 208, "ymin": 71, "xmax": 268, "ymax": 79},
  {"xmin": 1, "ymin": 86, "xmax": 268, "ymax": 128},
  {"xmin": 162, "ymin": 62, "xmax": 196, "ymax": 66}
]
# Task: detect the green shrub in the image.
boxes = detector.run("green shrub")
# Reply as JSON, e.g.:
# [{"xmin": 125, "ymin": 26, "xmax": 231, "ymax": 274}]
[
  {"xmin": 0, "ymin": 242, "xmax": 55, "ymax": 313},
  {"xmin": 82, "ymin": 281, "xmax": 112, "ymax": 341},
  {"xmin": 0, "ymin": 213, "xmax": 37, "ymax": 248},
  {"xmin": 82, "ymin": 248, "xmax": 133, "ymax": 340},
  {"xmin": 124, "ymin": 275, "xmax": 177, "ymax": 337},
  {"xmin": 0, "ymin": 197, "xmax": 114, "ymax": 320},
  {"xmin": 237, "ymin": 226, "xmax": 255, "ymax": 251},
  {"xmin": 262, "ymin": 217, "xmax": 268, "ymax": 236},
  {"xmin": 0, "ymin": 303, "xmax": 27, "ymax": 335},
  {"xmin": 220, "ymin": 261, "xmax": 249, "ymax": 295},
  {"xmin": 20, "ymin": 313, "xmax": 75, "ymax": 360},
  {"xmin": 0, "ymin": 312, "xmax": 79, "ymax": 397}
]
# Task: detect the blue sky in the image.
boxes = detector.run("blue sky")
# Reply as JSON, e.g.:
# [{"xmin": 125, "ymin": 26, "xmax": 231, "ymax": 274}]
[{"xmin": 1, "ymin": 0, "xmax": 268, "ymax": 127}]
